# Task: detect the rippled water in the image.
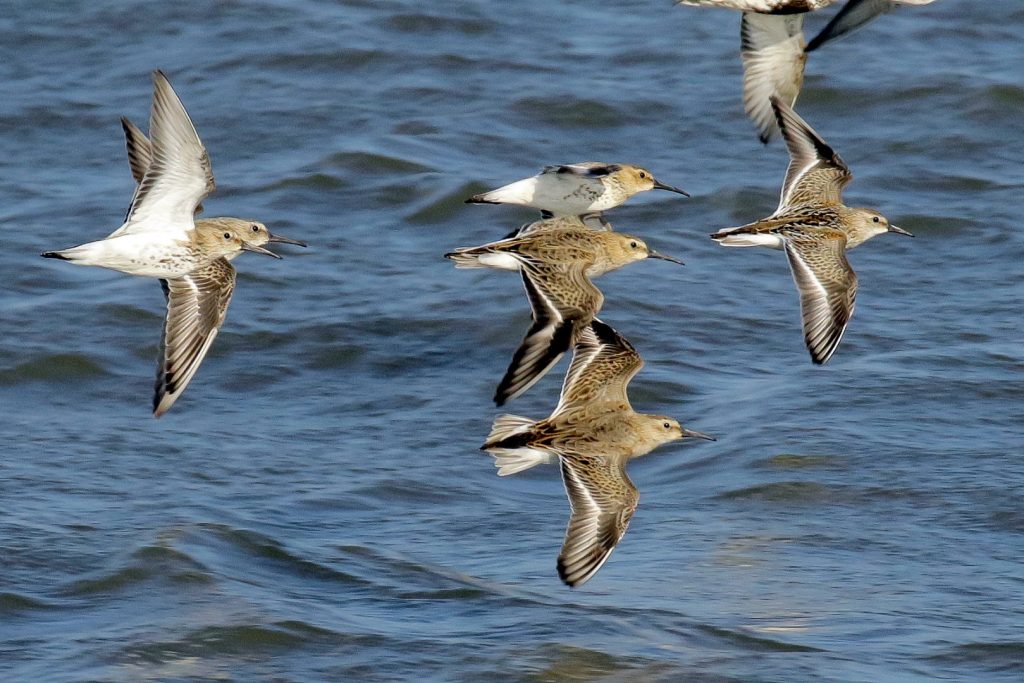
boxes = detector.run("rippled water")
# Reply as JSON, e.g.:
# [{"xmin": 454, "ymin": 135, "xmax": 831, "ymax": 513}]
[{"xmin": 2, "ymin": 1, "xmax": 1022, "ymax": 680}]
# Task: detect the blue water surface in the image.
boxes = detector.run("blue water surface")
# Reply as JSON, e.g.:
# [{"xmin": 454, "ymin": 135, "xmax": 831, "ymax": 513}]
[{"xmin": 1, "ymin": 1, "xmax": 1022, "ymax": 680}]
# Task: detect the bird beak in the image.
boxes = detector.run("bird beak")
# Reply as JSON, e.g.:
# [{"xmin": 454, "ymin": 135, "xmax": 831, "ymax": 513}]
[
  {"xmin": 652, "ymin": 180, "xmax": 690, "ymax": 197},
  {"xmin": 242, "ymin": 243, "xmax": 282, "ymax": 259},
  {"xmin": 267, "ymin": 231, "xmax": 307, "ymax": 247},
  {"xmin": 683, "ymin": 428, "xmax": 716, "ymax": 442},
  {"xmin": 887, "ymin": 224, "xmax": 914, "ymax": 237},
  {"xmin": 647, "ymin": 249, "xmax": 685, "ymax": 266}
]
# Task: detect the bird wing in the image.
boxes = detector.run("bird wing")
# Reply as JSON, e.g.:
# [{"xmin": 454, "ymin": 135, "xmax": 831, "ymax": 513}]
[
  {"xmin": 553, "ymin": 319, "xmax": 643, "ymax": 415},
  {"xmin": 783, "ymin": 230, "xmax": 858, "ymax": 364},
  {"xmin": 542, "ymin": 162, "xmax": 621, "ymax": 179},
  {"xmin": 557, "ymin": 452, "xmax": 638, "ymax": 588},
  {"xmin": 740, "ymin": 12, "xmax": 807, "ymax": 144},
  {"xmin": 120, "ymin": 116, "xmax": 152, "ymax": 185},
  {"xmin": 494, "ymin": 261, "xmax": 602, "ymax": 406},
  {"xmin": 119, "ymin": 70, "xmax": 216, "ymax": 237},
  {"xmin": 153, "ymin": 257, "xmax": 236, "ymax": 417},
  {"xmin": 772, "ymin": 95, "xmax": 852, "ymax": 211},
  {"xmin": 807, "ymin": 0, "xmax": 895, "ymax": 51},
  {"xmin": 113, "ymin": 115, "xmax": 204, "ymax": 234}
]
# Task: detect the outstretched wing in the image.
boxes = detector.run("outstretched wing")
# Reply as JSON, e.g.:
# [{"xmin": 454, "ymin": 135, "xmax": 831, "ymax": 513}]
[
  {"xmin": 554, "ymin": 319, "xmax": 643, "ymax": 415},
  {"xmin": 740, "ymin": 12, "xmax": 806, "ymax": 144},
  {"xmin": 557, "ymin": 452, "xmax": 638, "ymax": 588},
  {"xmin": 153, "ymin": 257, "xmax": 236, "ymax": 417},
  {"xmin": 493, "ymin": 262, "xmax": 601, "ymax": 406},
  {"xmin": 772, "ymin": 95, "xmax": 852, "ymax": 211},
  {"xmin": 120, "ymin": 116, "xmax": 152, "ymax": 185},
  {"xmin": 807, "ymin": 0, "xmax": 898, "ymax": 51},
  {"xmin": 120, "ymin": 71, "xmax": 216, "ymax": 236},
  {"xmin": 783, "ymin": 231, "xmax": 858, "ymax": 364}
]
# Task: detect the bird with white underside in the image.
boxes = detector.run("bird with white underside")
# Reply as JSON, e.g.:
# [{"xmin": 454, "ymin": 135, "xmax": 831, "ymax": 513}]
[
  {"xmin": 42, "ymin": 70, "xmax": 305, "ymax": 417},
  {"xmin": 465, "ymin": 162, "xmax": 688, "ymax": 219}
]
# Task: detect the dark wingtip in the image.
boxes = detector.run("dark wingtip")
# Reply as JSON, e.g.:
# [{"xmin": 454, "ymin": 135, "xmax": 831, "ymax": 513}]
[
  {"xmin": 556, "ymin": 559, "xmax": 581, "ymax": 588},
  {"xmin": 589, "ymin": 319, "xmax": 618, "ymax": 344},
  {"xmin": 41, "ymin": 251, "xmax": 68, "ymax": 260},
  {"xmin": 805, "ymin": 34, "xmax": 826, "ymax": 53}
]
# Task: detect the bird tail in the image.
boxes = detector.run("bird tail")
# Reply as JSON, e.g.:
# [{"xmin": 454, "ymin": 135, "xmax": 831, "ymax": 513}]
[
  {"xmin": 444, "ymin": 247, "xmax": 488, "ymax": 268},
  {"xmin": 481, "ymin": 414, "xmax": 552, "ymax": 476},
  {"xmin": 709, "ymin": 226, "xmax": 776, "ymax": 247},
  {"xmin": 41, "ymin": 250, "xmax": 72, "ymax": 260},
  {"xmin": 41, "ymin": 244, "xmax": 99, "ymax": 262},
  {"xmin": 483, "ymin": 413, "xmax": 536, "ymax": 447},
  {"xmin": 487, "ymin": 447, "xmax": 554, "ymax": 476},
  {"xmin": 444, "ymin": 245, "xmax": 521, "ymax": 271},
  {"xmin": 465, "ymin": 177, "xmax": 535, "ymax": 206}
]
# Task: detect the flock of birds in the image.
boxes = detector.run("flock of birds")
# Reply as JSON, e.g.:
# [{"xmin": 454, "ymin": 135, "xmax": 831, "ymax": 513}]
[
  {"xmin": 447, "ymin": 0, "xmax": 928, "ymax": 586},
  {"xmin": 39, "ymin": 0, "xmax": 932, "ymax": 587}
]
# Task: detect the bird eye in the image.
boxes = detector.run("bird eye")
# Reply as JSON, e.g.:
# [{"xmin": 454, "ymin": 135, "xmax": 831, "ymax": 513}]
[
  {"xmin": 663, "ymin": 422, "xmax": 671, "ymax": 429},
  {"xmin": 251, "ymin": 224, "xmax": 260, "ymax": 232},
  {"xmin": 223, "ymin": 232, "xmax": 231, "ymax": 239},
  {"xmin": 630, "ymin": 241, "xmax": 638, "ymax": 248},
  {"xmin": 639, "ymin": 172, "xmax": 647, "ymax": 179},
  {"xmin": 872, "ymin": 216, "xmax": 880, "ymax": 223}
]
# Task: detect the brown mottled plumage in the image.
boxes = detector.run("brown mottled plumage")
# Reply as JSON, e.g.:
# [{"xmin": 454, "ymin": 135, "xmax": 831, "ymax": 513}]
[
  {"xmin": 43, "ymin": 71, "xmax": 304, "ymax": 417},
  {"xmin": 481, "ymin": 320, "xmax": 714, "ymax": 588},
  {"xmin": 710, "ymin": 96, "xmax": 912, "ymax": 364},
  {"xmin": 445, "ymin": 227, "xmax": 682, "ymax": 406}
]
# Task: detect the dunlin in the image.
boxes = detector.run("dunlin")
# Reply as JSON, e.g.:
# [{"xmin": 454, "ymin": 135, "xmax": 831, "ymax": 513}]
[
  {"xmin": 42, "ymin": 70, "xmax": 305, "ymax": 416},
  {"xmin": 676, "ymin": 0, "xmax": 936, "ymax": 142},
  {"xmin": 482, "ymin": 319, "xmax": 714, "ymax": 587},
  {"xmin": 465, "ymin": 162, "xmax": 688, "ymax": 217},
  {"xmin": 710, "ymin": 96, "xmax": 912, "ymax": 364},
  {"xmin": 445, "ymin": 226, "xmax": 682, "ymax": 406}
]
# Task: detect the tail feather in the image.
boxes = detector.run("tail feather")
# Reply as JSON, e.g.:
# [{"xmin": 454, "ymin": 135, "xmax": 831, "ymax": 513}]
[
  {"xmin": 444, "ymin": 248, "xmax": 521, "ymax": 271},
  {"xmin": 465, "ymin": 177, "xmax": 536, "ymax": 207},
  {"xmin": 483, "ymin": 413, "xmax": 536, "ymax": 448},
  {"xmin": 444, "ymin": 249, "xmax": 487, "ymax": 268},
  {"xmin": 481, "ymin": 414, "xmax": 552, "ymax": 476},
  {"xmin": 710, "ymin": 226, "xmax": 780, "ymax": 248},
  {"xmin": 486, "ymin": 447, "xmax": 555, "ymax": 476}
]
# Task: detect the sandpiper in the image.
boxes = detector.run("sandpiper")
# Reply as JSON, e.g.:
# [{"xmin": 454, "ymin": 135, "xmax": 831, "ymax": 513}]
[
  {"xmin": 675, "ymin": 0, "xmax": 936, "ymax": 142},
  {"xmin": 42, "ymin": 70, "xmax": 305, "ymax": 417},
  {"xmin": 465, "ymin": 162, "xmax": 688, "ymax": 217},
  {"xmin": 445, "ymin": 226, "xmax": 683, "ymax": 406},
  {"xmin": 482, "ymin": 319, "xmax": 714, "ymax": 587},
  {"xmin": 710, "ymin": 96, "xmax": 912, "ymax": 364}
]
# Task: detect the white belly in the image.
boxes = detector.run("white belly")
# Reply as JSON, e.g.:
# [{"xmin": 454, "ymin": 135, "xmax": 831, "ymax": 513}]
[{"xmin": 60, "ymin": 234, "xmax": 199, "ymax": 278}]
